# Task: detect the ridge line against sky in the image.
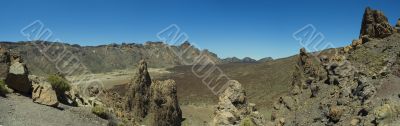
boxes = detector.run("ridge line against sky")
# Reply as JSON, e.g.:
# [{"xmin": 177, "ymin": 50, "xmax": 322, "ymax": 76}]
[{"xmin": 1, "ymin": 0, "xmax": 400, "ymax": 60}]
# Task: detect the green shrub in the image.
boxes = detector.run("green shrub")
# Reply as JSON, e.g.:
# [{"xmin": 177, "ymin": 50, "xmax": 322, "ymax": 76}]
[
  {"xmin": 47, "ymin": 74, "xmax": 71, "ymax": 93},
  {"xmin": 92, "ymin": 105, "xmax": 109, "ymax": 119},
  {"xmin": 0, "ymin": 80, "xmax": 10, "ymax": 96},
  {"xmin": 240, "ymin": 117, "xmax": 255, "ymax": 126}
]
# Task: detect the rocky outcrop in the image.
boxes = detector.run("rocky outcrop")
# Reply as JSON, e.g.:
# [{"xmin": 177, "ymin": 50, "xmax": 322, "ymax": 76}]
[
  {"xmin": 150, "ymin": 79, "xmax": 182, "ymax": 126},
  {"xmin": 30, "ymin": 75, "xmax": 59, "ymax": 107},
  {"xmin": 64, "ymin": 85, "xmax": 92, "ymax": 107},
  {"xmin": 212, "ymin": 80, "xmax": 264, "ymax": 126},
  {"xmin": 100, "ymin": 60, "xmax": 182, "ymax": 125},
  {"xmin": 360, "ymin": 7, "xmax": 394, "ymax": 39},
  {"xmin": 30, "ymin": 75, "xmax": 94, "ymax": 107},
  {"xmin": 126, "ymin": 59, "xmax": 152, "ymax": 118},
  {"xmin": 0, "ymin": 46, "xmax": 8, "ymax": 79},
  {"xmin": 290, "ymin": 48, "xmax": 325, "ymax": 95},
  {"xmin": 272, "ymin": 32, "xmax": 400, "ymax": 125},
  {"xmin": 5, "ymin": 52, "xmax": 31, "ymax": 94}
]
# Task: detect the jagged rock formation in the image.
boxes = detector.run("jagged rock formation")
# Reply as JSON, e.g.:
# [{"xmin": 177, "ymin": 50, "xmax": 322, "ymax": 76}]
[
  {"xmin": 271, "ymin": 31, "xmax": 400, "ymax": 125},
  {"xmin": 212, "ymin": 80, "xmax": 264, "ymax": 126},
  {"xmin": 150, "ymin": 79, "xmax": 182, "ymax": 126},
  {"xmin": 0, "ymin": 41, "xmax": 221, "ymax": 75},
  {"xmin": 100, "ymin": 60, "xmax": 182, "ymax": 125},
  {"xmin": 5, "ymin": 52, "xmax": 31, "ymax": 94},
  {"xmin": 30, "ymin": 75, "xmax": 59, "ymax": 107},
  {"xmin": 360, "ymin": 7, "xmax": 394, "ymax": 39},
  {"xmin": 126, "ymin": 59, "xmax": 152, "ymax": 118}
]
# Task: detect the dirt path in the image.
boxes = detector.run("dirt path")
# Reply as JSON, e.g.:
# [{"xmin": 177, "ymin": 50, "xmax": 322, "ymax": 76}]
[{"xmin": 0, "ymin": 94, "xmax": 108, "ymax": 126}]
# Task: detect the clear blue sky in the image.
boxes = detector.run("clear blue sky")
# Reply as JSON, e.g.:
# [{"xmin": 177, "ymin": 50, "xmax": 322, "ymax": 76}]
[{"xmin": 1, "ymin": 0, "xmax": 399, "ymax": 59}]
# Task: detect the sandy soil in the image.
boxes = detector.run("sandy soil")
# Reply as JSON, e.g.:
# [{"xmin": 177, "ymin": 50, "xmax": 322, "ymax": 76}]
[
  {"xmin": 66, "ymin": 68, "xmax": 171, "ymax": 89},
  {"xmin": 180, "ymin": 105, "xmax": 214, "ymax": 126}
]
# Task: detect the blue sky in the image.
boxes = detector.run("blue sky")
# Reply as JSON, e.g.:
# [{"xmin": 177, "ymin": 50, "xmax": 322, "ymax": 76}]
[{"xmin": 1, "ymin": 0, "xmax": 399, "ymax": 59}]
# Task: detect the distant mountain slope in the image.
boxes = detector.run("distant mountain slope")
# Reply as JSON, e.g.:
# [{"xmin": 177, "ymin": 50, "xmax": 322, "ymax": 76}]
[
  {"xmin": 0, "ymin": 41, "xmax": 221, "ymax": 75},
  {"xmin": 221, "ymin": 56, "xmax": 273, "ymax": 63}
]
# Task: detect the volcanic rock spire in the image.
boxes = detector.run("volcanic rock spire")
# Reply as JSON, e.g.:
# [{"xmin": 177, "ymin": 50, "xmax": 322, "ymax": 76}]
[
  {"xmin": 126, "ymin": 59, "xmax": 152, "ymax": 118},
  {"xmin": 359, "ymin": 7, "xmax": 394, "ymax": 38}
]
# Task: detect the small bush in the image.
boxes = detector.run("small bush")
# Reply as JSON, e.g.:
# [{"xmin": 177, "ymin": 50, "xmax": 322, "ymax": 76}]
[
  {"xmin": 240, "ymin": 117, "xmax": 255, "ymax": 126},
  {"xmin": 47, "ymin": 74, "xmax": 71, "ymax": 93},
  {"xmin": 92, "ymin": 105, "xmax": 109, "ymax": 119},
  {"xmin": 0, "ymin": 80, "xmax": 10, "ymax": 96}
]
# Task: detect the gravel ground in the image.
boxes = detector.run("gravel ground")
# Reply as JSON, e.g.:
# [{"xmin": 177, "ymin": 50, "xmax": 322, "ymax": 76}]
[{"xmin": 0, "ymin": 94, "xmax": 108, "ymax": 126}]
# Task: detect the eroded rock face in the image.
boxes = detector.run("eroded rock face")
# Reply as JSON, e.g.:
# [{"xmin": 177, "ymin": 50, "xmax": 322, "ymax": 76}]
[
  {"xmin": 30, "ymin": 75, "xmax": 59, "ymax": 107},
  {"xmin": 5, "ymin": 52, "xmax": 31, "ymax": 94},
  {"xmin": 150, "ymin": 79, "xmax": 182, "ymax": 126},
  {"xmin": 0, "ymin": 47, "xmax": 8, "ymax": 79},
  {"xmin": 126, "ymin": 59, "xmax": 152, "ymax": 118},
  {"xmin": 101, "ymin": 60, "xmax": 183, "ymax": 125},
  {"xmin": 212, "ymin": 80, "xmax": 264, "ymax": 126},
  {"xmin": 360, "ymin": 7, "xmax": 394, "ymax": 38}
]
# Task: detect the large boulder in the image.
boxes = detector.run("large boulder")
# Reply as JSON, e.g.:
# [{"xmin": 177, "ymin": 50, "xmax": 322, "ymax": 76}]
[
  {"xmin": 126, "ymin": 59, "xmax": 152, "ymax": 118},
  {"xmin": 212, "ymin": 80, "xmax": 264, "ymax": 126},
  {"xmin": 150, "ymin": 79, "xmax": 182, "ymax": 126},
  {"xmin": 30, "ymin": 75, "xmax": 59, "ymax": 107},
  {"xmin": 5, "ymin": 52, "xmax": 31, "ymax": 94},
  {"xmin": 359, "ymin": 7, "xmax": 394, "ymax": 38}
]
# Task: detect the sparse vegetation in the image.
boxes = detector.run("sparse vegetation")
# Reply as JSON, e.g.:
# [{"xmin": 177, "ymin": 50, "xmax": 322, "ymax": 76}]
[
  {"xmin": 47, "ymin": 74, "xmax": 71, "ymax": 93},
  {"xmin": 92, "ymin": 105, "xmax": 109, "ymax": 119},
  {"xmin": 240, "ymin": 117, "xmax": 255, "ymax": 126},
  {"xmin": 0, "ymin": 80, "xmax": 10, "ymax": 96}
]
